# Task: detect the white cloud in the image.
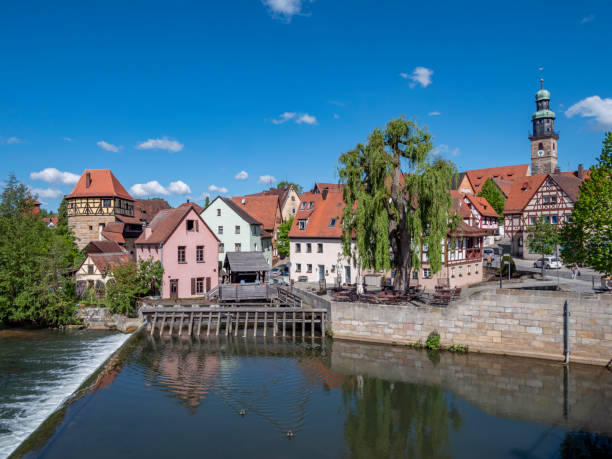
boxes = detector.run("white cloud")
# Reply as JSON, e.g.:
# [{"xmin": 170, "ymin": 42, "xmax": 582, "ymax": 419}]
[
  {"xmin": 6, "ymin": 137, "xmax": 22, "ymax": 144},
  {"xmin": 333, "ymin": 114, "xmax": 340, "ymax": 119},
  {"xmin": 435, "ymin": 144, "xmax": 460, "ymax": 156},
  {"xmin": 296, "ymin": 113, "xmax": 317, "ymax": 125},
  {"xmin": 30, "ymin": 187, "xmax": 63, "ymax": 199},
  {"xmin": 262, "ymin": 0, "xmax": 312, "ymax": 21},
  {"xmin": 97, "ymin": 140, "xmax": 121, "ymax": 152},
  {"xmin": 328, "ymin": 100, "xmax": 345, "ymax": 107},
  {"xmin": 62, "ymin": 137, "xmax": 73, "ymax": 142},
  {"xmin": 130, "ymin": 180, "xmax": 192, "ymax": 197},
  {"xmin": 271, "ymin": 111, "xmax": 317, "ymax": 125},
  {"xmin": 30, "ymin": 168, "xmax": 80, "ymax": 186},
  {"xmin": 581, "ymin": 14, "xmax": 595, "ymax": 24},
  {"xmin": 428, "ymin": 111, "xmax": 441, "ymax": 116},
  {"xmin": 235, "ymin": 170, "xmax": 249, "ymax": 180},
  {"xmin": 193, "ymin": 192, "xmax": 211, "ymax": 202},
  {"xmin": 136, "ymin": 136, "xmax": 184, "ymax": 153},
  {"xmin": 400, "ymin": 67, "xmax": 434, "ymax": 88},
  {"xmin": 208, "ymin": 184, "xmax": 229, "ymax": 194},
  {"xmin": 272, "ymin": 112, "xmax": 296, "ymax": 124},
  {"xmin": 565, "ymin": 96, "xmax": 612, "ymax": 129},
  {"xmin": 258, "ymin": 175, "xmax": 277, "ymax": 185}
]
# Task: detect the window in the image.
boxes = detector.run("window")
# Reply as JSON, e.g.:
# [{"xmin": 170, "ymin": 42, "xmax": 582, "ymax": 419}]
[
  {"xmin": 103, "ymin": 199, "xmax": 111, "ymax": 208},
  {"xmin": 467, "ymin": 265, "xmax": 471, "ymax": 275},
  {"xmin": 178, "ymin": 246, "xmax": 186, "ymax": 263},
  {"xmin": 298, "ymin": 220, "xmax": 307, "ymax": 230},
  {"xmin": 423, "ymin": 268, "xmax": 431, "ymax": 278},
  {"xmin": 295, "ymin": 243, "xmax": 301, "ymax": 253},
  {"xmin": 544, "ymin": 196, "xmax": 550, "ymax": 204},
  {"xmin": 187, "ymin": 220, "xmax": 196, "ymax": 231},
  {"xmin": 196, "ymin": 245, "xmax": 204, "ymax": 262},
  {"xmin": 317, "ymin": 243, "xmax": 323, "ymax": 253},
  {"xmin": 193, "ymin": 277, "xmax": 204, "ymax": 295},
  {"xmin": 307, "ymin": 264, "xmax": 312, "ymax": 273},
  {"xmin": 551, "ymin": 196, "xmax": 557, "ymax": 203},
  {"xmin": 530, "ymin": 216, "xmax": 536, "ymax": 225},
  {"xmin": 412, "ymin": 270, "xmax": 418, "ymax": 280},
  {"xmin": 565, "ymin": 215, "xmax": 571, "ymax": 223},
  {"xmin": 219, "ymin": 243, "xmax": 224, "ymax": 253},
  {"xmin": 458, "ymin": 266, "xmax": 462, "ymax": 276},
  {"xmin": 551, "ymin": 215, "xmax": 558, "ymax": 224},
  {"xmin": 300, "ymin": 202, "xmax": 306, "ymax": 210},
  {"xmin": 308, "ymin": 202, "xmax": 314, "ymax": 209},
  {"xmin": 306, "ymin": 243, "xmax": 312, "ymax": 253},
  {"xmin": 235, "ymin": 243, "xmax": 241, "ymax": 252},
  {"xmin": 217, "ymin": 208, "xmax": 221, "ymax": 216},
  {"xmin": 295, "ymin": 263, "xmax": 302, "ymax": 272},
  {"xmin": 544, "ymin": 216, "xmax": 551, "ymax": 223},
  {"xmin": 218, "ymin": 226, "xmax": 223, "ymax": 235},
  {"xmin": 251, "ymin": 226, "xmax": 258, "ymax": 236},
  {"xmin": 475, "ymin": 263, "xmax": 479, "ymax": 273},
  {"xmin": 235, "ymin": 225, "xmax": 240, "ymax": 234},
  {"xmin": 89, "ymin": 225, "xmax": 93, "ymax": 231},
  {"xmin": 292, "ymin": 208, "xmax": 296, "ymax": 214},
  {"xmin": 88, "ymin": 264, "xmax": 94, "ymax": 274},
  {"xmin": 329, "ymin": 218, "xmax": 337, "ymax": 227}
]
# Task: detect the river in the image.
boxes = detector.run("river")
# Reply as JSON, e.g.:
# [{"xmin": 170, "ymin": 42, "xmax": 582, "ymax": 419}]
[{"xmin": 4, "ymin": 331, "xmax": 612, "ymax": 458}]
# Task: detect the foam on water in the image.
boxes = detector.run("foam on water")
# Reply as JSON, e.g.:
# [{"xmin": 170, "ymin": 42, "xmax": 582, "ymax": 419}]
[{"xmin": 0, "ymin": 332, "xmax": 129, "ymax": 458}]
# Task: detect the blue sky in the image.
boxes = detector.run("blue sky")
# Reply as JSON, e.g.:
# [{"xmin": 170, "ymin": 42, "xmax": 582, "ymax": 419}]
[{"xmin": 1, "ymin": 0, "xmax": 611, "ymax": 210}]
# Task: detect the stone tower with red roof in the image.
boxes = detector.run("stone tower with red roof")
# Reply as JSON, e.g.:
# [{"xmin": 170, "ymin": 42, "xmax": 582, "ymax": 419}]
[{"xmin": 66, "ymin": 169, "xmax": 137, "ymax": 249}]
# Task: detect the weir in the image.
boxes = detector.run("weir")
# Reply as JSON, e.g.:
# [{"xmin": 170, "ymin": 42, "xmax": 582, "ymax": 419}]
[{"xmin": 141, "ymin": 307, "xmax": 328, "ymax": 338}]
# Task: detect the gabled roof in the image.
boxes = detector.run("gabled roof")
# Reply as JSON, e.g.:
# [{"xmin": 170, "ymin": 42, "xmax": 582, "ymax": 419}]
[
  {"xmin": 289, "ymin": 190, "xmax": 345, "ymax": 239},
  {"xmin": 215, "ymin": 197, "xmax": 261, "ymax": 225},
  {"xmin": 66, "ymin": 169, "xmax": 134, "ymax": 201},
  {"xmin": 464, "ymin": 164, "xmax": 530, "ymax": 195},
  {"xmin": 492, "ymin": 178, "xmax": 513, "ymax": 197},
  {"xmin": 101, "ymin": 222, "xmax": 126, "ymax": 244},
  {"xmin": 452, "ymin": 221, "xmax": 488, "ymax": 237},
  {"xmin": 313, "ymin": 182, "xmax": 343, "ymax": 194},
  {"xmin": 449, "ymin": 191, "xmax": 472, "ymax": 219},
  {"xmin": 134, "ymin": 198, "xmax": 171, "ymax": 224},
  {"xmin": 244, "ymin": 187, "xmax": 293, "ymax": 208},
  {"xmin": 549, "ymin": 174, "xmax": 582, "ymax": 203},
  {"xmin": 42, "ymin": 217, "xmax": 58, "ymax": 226},
  {"xmin": 464, "ymin": 194, "xmax": 499, "ymax": 218},
  {"xmin": 503, "ymin": 175, "xmax": 548, "ymax": 214},
  {"xmin": 85, "ymin": 240, "xmax": 126, "ymax": 255},
  {"xmin": 178, "ymin": 201, "xmax": 205, "ymax": 215},
  {"xmin": 231, "ymin": 195, "xmax": 280, "ymax": 231},
  {"xmin": 135, "ymin": 206, "xmax": 218, "ymax": 245},
  {"xmin": 87, "ymin": 253, "xmax": 129, "ymax": 273},
  {"xmin": 223, "ymin": 251, "xmax": 270, "ymax": 272}
]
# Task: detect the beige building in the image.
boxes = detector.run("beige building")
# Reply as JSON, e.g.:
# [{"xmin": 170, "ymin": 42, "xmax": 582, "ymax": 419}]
[{"xmin": 75, "ymin": 251, "xmax": 129, "ymax": 297}]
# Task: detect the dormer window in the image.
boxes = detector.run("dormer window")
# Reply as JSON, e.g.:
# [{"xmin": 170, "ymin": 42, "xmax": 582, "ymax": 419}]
[
  {"xmin": 298, "ymin": 219, "xmax": 307, "ymax": 230},
  {"xmin": 308, "ymin": 202, "xmax": 314, "ymax": 209},
  {"xmin": 329, "ymin": 218, "xmax": 337, "ymax": 227},
  {"xmin": 300, "ymin": 202, "xmax": 306, "ymax": 210}
]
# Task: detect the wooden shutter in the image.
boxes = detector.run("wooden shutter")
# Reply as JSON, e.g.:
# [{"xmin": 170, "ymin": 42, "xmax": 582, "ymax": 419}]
[
  {"xmin": 196, "ymin": 220, "xmax": 199, "ymax": 232},
  {"xmin": 206, "ymin": 277, "xmax": 211, "ymax": 292},
  {"xmin": 191, "ymin": 278, "xmax": 196, "ymax": 295}
]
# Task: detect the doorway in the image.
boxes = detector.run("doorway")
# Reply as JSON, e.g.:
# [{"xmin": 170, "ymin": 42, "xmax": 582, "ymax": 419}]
[
  {"xmin": 318, "ymin": 265, "xmax": 325, "ymax": 282},
  {"xmin": 344, "ymin": 266, "xmax": 351, "ymax": 284},
  {"xmin": 170, "ymin": 279, "xmax": 178, "ymax": 298}
]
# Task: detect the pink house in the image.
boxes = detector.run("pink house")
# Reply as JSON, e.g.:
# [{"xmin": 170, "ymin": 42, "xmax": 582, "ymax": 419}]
[{"xmin": 135, "ymin": 206, "xmax": 219, "ymax": 298}]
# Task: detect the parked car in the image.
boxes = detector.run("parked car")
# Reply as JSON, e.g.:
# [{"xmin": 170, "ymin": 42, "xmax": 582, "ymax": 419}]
[
  {"xmin": 483, "ymin": 248, "xmax": 495, "ymax": 261},
  {"xmin": 533, "ymin": 257, "xmax": 563, "ymax": 269}
]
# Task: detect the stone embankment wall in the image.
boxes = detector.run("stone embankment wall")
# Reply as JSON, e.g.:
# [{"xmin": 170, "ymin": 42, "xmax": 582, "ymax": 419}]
[
  {"xmin": 330, "ymin": 340, "xmax": 612, "ymax": 435},
  {"xmin": 298, "ymin": 288, "xmax": 612, "ymax": 366},
  {"xmin": 76, "ymin": 307, "xmax": 141, "ymax": 332}
]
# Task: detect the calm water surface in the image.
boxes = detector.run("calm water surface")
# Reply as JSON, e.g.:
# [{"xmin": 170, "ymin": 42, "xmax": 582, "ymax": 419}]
[{"xmin": 9, "ymin": 333, "xmax": 612, "ymax": 458}]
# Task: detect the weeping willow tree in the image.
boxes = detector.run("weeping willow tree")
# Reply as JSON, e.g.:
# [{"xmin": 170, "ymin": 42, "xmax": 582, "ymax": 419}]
[{"xmin": 338, "ymin": 117, "xmax": 457, "ymax": 291}]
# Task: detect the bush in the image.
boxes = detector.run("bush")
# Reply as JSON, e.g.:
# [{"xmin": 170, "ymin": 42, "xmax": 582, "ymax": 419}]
[
  {"xmin": 105, "ymin": 260, "xmax": 163, "ymax": 316},
  {"xmin": 426, "ymin": 331, "xmax": 441, "ymax": 350},
  {"xmin": 500, "ymin": 254, "xmax": 516, "ymax": 278}
]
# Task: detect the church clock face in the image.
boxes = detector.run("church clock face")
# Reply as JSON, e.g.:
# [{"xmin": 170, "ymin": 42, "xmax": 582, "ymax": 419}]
[{"xmin": 537, "ymin": 150, "xmax": 544, "ymax": 157}]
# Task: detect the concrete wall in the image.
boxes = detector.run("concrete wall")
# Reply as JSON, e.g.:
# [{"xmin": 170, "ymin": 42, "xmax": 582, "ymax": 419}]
[{"xmin": 328, "ymin": 288, "xmax": 612, "ymax": 366}]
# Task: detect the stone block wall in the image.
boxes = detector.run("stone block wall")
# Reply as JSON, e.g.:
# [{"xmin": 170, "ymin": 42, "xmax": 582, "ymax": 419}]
[
  {"xmin": 68, "ymin": 215, "xmax": 117, "ymax": 249},
  {"xmin": 329, "ymin": 289, "xmax": 612, "ymax": 366}
]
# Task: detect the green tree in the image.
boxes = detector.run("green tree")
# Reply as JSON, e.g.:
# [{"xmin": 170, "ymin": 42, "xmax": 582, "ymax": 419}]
[
  {"xmin": 477, "ymin": 178, "xmax": 505, "ymax": 220},
  {"xmin": 204, "ymin": 196, "xmax": 210, "ymax": 208},
  {"xmin": 338, "ymin": 117, "xmax": 457, "ymax": 291},
  {"xmin": 276, "ymin": 216, "xmax": 294, "ymax": 258},
  {"xmin": 0, "ymin": 174, "xmax": 78, "ymax": 326},
  {"xmin": 560, "ymin": 132, "xmax": 612, "ymax": 277},
  {"xmin": 527, "ymin": 217, "xmax": 559, "ymax": 276},
  {"xmin": 277, "ymin": 181, "xmax": 303, "ymax": 193},
  {"xmin": 105, "ymin": 260, "xmax": 163, "ymax": 316}
]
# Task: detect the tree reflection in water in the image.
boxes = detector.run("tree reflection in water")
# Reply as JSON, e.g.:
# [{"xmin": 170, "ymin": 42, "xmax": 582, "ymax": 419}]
[
  {"xmin": 341, "ymin": 376, "xmax": 462, "ymax": 459},
  {"xmin": 560, "ymin": 431, "xmax": 612, "ymax": 459}
]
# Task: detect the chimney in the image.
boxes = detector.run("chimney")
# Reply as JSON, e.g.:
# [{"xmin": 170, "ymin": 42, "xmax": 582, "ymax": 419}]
[
  {"xmin": 86, "ymin": 172, "xmax": 91, "ymax": 188},
  {"xmin": 186, "ymin": 199, "xmax": 190, "ymax": 203},
  {"xmin": 577, "ymin": 164, "xmax": 584, "ymax": 179},
  {"xmin": 322, "ymin": 189, "xmax": 328, "ymax": 200},
  {"xmin": 554, "ymin": 166, "xmax": 561, "ymax": 174},
  {"xmin": 241, "ymin": 198, "xmax": 246, "ymax": 205},
  {"xmin": 145, "ymin": 226, "xmax": 152, "ymax": 239}
]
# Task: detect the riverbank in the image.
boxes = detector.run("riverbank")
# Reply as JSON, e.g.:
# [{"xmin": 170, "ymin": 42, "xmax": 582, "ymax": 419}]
[{"xmin": 293, "ymin": 286, "xmax": 612, "ymax": 366}]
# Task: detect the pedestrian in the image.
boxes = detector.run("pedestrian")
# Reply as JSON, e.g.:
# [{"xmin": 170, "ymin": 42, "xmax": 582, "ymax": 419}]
[
  {"xmin": 571, "ymin": 264, "xmax": 578, "ymax": 279},
  {"xmin": 486, "ymin": 254, "xmax": 492, "ymax": 267}
]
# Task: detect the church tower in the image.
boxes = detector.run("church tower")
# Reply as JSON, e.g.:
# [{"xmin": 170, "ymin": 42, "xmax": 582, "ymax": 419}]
[{"xmin": 530, "ymin": 79, "xmax": 558, "ymax": 175}]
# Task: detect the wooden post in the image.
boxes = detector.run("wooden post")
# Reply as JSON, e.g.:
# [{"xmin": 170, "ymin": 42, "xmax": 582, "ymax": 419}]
[
  {"xmin": 273, "ymin": 312, "xmax": 277, "ymax": 337},
  {"xmin": 178, "ymin": 313, "xmax": 185, "ymax": 337},
  {"xmin": 196, "ymin": 312, "xmax": 203, "ymax": 337},
  {"xmin": 150, "ymin": 312, "xmax": 157, "ymax": 336},
  {"xmin": 206, "ymin": 312, "xmax": 212, "ymax": 336},
  {"xmin": 243, "ymin": 311, "xmax": 248, "ymax": 338},
  {"xmin": 311, "ymin": 312, "xmax": 315, "ymax": 338},
  {"xmin": 188, "ymin": 313, "xmax": 194, "ymax": 337},
  {"xmin": 216, "ymin": 313, "xmax": 221, "ymax": 336},
  {"xmin": 282, "ymin": 312, "xmax": 287, "ymax": 338},
  {"xmin": 302, "ymin": 312, "xmax": 306, "ymax": 338},
  {"xmin": 159, "ymin": 313, "xmax": 166, "ymax": 338},
  {"xmin": 169, "ymin": 313, "xmax": 176, "ymax": 336},
  {"xmin": 263, "ymin": 311, "xmax": 268, "ymax": 337},
  {"xmin": 254, "ymin": 311, "xmax": 258, "ymax": 337},
  {"xmin": 226, "ymin": 313, "xmax": 230, "ymax": 336},
  {"xmin": 292, "ymin": 311, "xmax": 296, "ymax": 338}
]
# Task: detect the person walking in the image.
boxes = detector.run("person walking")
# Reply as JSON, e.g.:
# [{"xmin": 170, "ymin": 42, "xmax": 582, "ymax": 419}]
[
  {"xmin": 571, "ymin": 264, "xmax": 577, "ymax": 279},
  {"xmin": 486, "ymin": 254, "xmax": 492, "ymax": 267}
]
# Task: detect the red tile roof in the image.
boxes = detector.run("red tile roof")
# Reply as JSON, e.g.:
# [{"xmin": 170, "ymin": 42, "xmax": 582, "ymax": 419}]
[
  {"xmin": 313, "ymin": 182, "xmax": 343, "ymax": 194},
  {"xmin": 178, "ymin": 201, "xmax": 205, "ymax": 215},
  {"xmin": 135, "ymin": 206, "xmax": 218, "ymax": 245},
  {"xmin": 464, "ymin": 164, "xmax": 530, "ymax": 194},
  {"xmin": 88, "ymin": 253, "xmax": 129, "ymax": 273},
  {"xmin": 289, "ymin": 190, "xmax": 345, "ymax": 239},
  {"xmin": 134, "ymin": 198, "xmax": 171, "ymax": 224},
  {"xmin": 115, "ymin": 215, "xmax": 142, "ymax": 225},
  {"xmin": 550, "ymin": 174, "xmax": 583, "ymax": 202},
  {"xmin": 465, "ymin": 194, "xmax": 499, "ymax": 218},
  {"xmin": 503, "ymin": 175, "xmax": 548, "ymax": 214},
  {"xmin": 42, "ymin": 217, "xmax": 59, "ymax": 226},
  {"xmin": 101, "ymin": 223, "xmax": 126, "ymax": 244},
  {"xmin": 67, "ymin": 169, "xmax": 134, "ymax": 201},
  {"xmin": 231, "ymin": 195, "xmax": 281, "ymax": 232},
  {"xmin": 85, "ymin": 240, "xmax": 126, "ymax": 254}
]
